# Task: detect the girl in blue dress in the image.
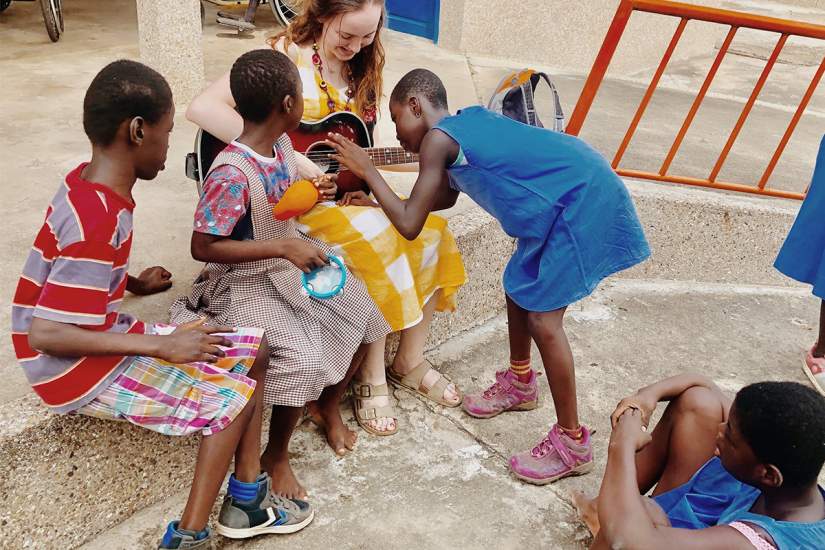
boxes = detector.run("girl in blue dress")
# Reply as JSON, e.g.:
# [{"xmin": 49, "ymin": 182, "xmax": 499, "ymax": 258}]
[
  {"xmin": 775, "ymin": 136, "xmax": 825, "ymax": 396},
  {"xmin": 327, "ymin": 69, "xmax": 650, "ymax": 484}
]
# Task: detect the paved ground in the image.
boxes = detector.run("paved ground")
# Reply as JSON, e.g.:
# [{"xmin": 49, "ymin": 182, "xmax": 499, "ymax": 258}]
[
  {"xmin": 84, "ymin": 279, "xmax": 823, "ymax": 549},
  {"xmin": 4, "ymin": 3, "xmax": 825, "ymax": 548}
]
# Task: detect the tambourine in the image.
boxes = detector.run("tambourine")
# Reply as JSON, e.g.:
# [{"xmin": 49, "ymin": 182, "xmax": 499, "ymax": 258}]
[{"xmin": 301, "ymin": 255, "xmax": 346, "ymax": 299}]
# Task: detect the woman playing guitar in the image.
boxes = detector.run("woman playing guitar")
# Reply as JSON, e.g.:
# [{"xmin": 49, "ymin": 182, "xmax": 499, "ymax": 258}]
[{"xmin": 186, "ymin": 0, "xmax": 466, "ymax": 456}]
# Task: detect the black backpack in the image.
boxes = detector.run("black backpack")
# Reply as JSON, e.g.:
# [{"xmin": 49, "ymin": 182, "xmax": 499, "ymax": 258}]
[{"xmin": 487, "ymin": 69, "xmax": 565, "ymax": 131}]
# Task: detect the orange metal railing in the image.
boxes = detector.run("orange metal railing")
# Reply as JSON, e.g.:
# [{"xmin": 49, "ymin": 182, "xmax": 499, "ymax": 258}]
[{"xmin": 565, "ymin": 0, "xmax": 825, "ymax": 200}]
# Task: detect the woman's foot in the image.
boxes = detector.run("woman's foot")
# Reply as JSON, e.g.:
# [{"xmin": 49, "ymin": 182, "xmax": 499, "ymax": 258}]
[
  {"xmin": 307, "ymin": 399, "xmax": 358, "ymax": 456},
  {"xmin": 260, "ymin": 454, "xmax": 307, "ymax": 500},
  {"xmin": 389, "ymin": 358, "xmax": 461, "ymax": 406},
  {"xmin": 571, "ymin": 490, "xmax": 600, "ymax": 536},
  {"xmin": 804, "ymin": 343, "xmax": 825, "ymax": 396},
  {"xmin": 352, "ymin": 381, "xmax": 398, "ymax": 435}
]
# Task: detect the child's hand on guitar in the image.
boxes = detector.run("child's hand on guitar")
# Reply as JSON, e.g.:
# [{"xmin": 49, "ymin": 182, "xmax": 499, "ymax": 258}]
[
  {"xmin": 325, "ymin": 133, "xmax": 376, "ymax": 181},
  {"xmin": 313, "ymin": 174, "xmax": 338, "ymax": 202},
  {"xmin": 337, "ymin": 190, "xmax": 379, "ymax": 207}
]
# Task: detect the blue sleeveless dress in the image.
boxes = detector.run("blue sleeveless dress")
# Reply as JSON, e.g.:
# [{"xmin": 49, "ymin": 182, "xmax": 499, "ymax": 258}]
[
  {"xmin": 775, "ymin": 135, "xmax": 825, "ymax": 299},
  {"xmin": 653, "ymin": 458, "xmax": 825, "ymax": 548},
  {"xmin": 434, "ymin": 106, "xmax": 650, "ymax": 312}
]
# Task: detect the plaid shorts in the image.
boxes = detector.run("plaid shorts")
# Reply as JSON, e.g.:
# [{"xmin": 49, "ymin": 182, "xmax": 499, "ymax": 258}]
[{"xmin": 76, "ymin": 326, "xmax": 264, "ymax": 436}]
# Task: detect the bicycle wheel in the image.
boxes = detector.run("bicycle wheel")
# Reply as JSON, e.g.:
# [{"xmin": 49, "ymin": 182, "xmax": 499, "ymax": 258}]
[
  {"xmin": 270, "ymin": 0, "xmax": 301, "ymax": 26},
  {"xmin": 55, "ymin": 0, "xmax": 63, "ymax": 32},
  {"xmin": 39, "ymin": 0, "xmax": 60, "ymax": 42},
  {"xmin": 0, "ymin": 0, "xmax": 12, "ymax": 14}
]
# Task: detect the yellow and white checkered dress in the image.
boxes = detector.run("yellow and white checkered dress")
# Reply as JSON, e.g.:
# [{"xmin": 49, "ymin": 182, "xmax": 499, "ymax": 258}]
[
  {"xmin": 293, "ymin": 51, "xmax": 466, "ymax": 330},
  {"xmin": 298, "ymin": 202, "xmax": 466, "ymax": 331}
]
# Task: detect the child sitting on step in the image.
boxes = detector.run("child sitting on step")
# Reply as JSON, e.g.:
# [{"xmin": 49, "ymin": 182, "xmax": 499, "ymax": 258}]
[
  {"xmin": 11, "ymin": 60, "xmax": 310, "ymax": 549},
  {"xmin": 169, "ymin": 49, "xmax": 390, "ymax": 502},
  {"xmin": 573, "ymin": 374, "xmax": 825, "ymax": 548},
  {"xmin": 327, "ymin": 68, "xmax": 650, "ymax": 485}
]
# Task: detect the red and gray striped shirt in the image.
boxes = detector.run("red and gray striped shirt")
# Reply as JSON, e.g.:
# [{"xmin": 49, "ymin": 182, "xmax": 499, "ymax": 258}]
[{"xmin": 11, "ymin": 164, "xmax": 150, "ymax": 413}]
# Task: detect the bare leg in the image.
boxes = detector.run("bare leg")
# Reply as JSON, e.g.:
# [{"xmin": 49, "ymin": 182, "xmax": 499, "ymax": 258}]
[
  {"xmin": 574, "ymin": 386, "xmax": 725, "ymax": 537},
  {"xmin": 178, "ymin": 344, "xmax": 269, "ymax": 531},
  {"xmin": 814, "ymin": 300, "xmax": 825, "ymax": 358},
  {"xmin": 507, "ymin": 295, "xmax": 532, "ymax": 363},
  {"xmin": 312, "ymin": 344, "xmax": 369, "ymax": 455},
  {"xmin": 392, "ymin": 291, "xmax": 459, "ymax": 404},
  {"xmin": 234, "ymin": 339, "xmax": 268, "ymax": 482},
  {"xmin": 526, "ymin": 307, "xmax": 578, "ymax": 430},
  {"xmin": 261, "ymin": 405, "xmax": 305, "ymax": 499},
  {"xmin": 644, "ymin": 386, "xmax": 726, "ymax": 495},
  {"xmin": 355, "ymin": 337, "xmax": 397, "ymax": 433}
]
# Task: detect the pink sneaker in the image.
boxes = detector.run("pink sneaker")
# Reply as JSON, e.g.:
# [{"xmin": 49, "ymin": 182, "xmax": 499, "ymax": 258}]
[
  {"xmin": 804, "ymin": 344, "xmax": 825, "ymax": 397},
  {"xmin": 462, "ymin": 369, "xmax": 538, "ymax": 419},
  {"xmin": 509, "ymin": 424, "xmax": 594, "ymax": 485}
]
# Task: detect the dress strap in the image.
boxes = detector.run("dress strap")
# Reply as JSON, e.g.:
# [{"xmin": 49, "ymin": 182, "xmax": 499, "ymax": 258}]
[{"xmin": 728, "ymin": 522, "xmax": 777, "ymax": 550}]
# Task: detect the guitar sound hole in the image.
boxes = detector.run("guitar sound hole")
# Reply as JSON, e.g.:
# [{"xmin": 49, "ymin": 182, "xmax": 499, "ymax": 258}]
[{"xmin": 305, "ymin": 144, "xmax": 340, "ymax": 174}]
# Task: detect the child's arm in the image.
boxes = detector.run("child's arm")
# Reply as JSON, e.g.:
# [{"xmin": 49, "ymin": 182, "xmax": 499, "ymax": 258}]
[
  {"xmin": 327, "ymin": 131, "xmax": 459, "ymax": 240},
  {"xmin": 597, "ymin": 410, "xmax": 755, "ymax": 550},
  {"xmin": 126, "ymin": 266, "xmax": 173, "ymax": 296},
  {"xmin": 29, "ymin": 318, "xmax": 235, "ymax": 364},
  {"xmin": 611, "ymin": 374, "xmax": 728, "ymax": 429},
  {"xmin": 191, "ymin": 233, "xmax": 328, "ymax": 273}
]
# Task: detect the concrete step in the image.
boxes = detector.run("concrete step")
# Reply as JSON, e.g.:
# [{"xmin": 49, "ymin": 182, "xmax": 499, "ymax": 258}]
[
  {"xmin": 82, "ymin": 278, "xmax": 823, "ymax": 549},
  {"xmin": 0, "ymin": 178, "xmax": 805, "ymax": 549}
]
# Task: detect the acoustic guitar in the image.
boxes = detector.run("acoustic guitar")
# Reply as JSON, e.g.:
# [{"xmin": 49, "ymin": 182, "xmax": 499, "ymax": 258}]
[{"xmin": 185, "ymin": 111, "xmax": 418, "ymax": 197}]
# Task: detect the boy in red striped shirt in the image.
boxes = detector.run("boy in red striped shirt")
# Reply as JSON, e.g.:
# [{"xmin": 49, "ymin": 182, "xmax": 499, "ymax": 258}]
[{"xmin": 11, "ymin": 60, "xmax": 311, "ymax": 548}]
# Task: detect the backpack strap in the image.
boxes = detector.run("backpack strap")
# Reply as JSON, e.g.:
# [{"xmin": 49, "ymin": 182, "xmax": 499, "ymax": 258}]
[{"xmin": 534, "ymin": 73, "xmax": 565, "ymax": 132}]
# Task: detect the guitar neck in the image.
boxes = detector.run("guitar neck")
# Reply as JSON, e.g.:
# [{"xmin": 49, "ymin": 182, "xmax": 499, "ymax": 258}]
[{"xmin": 366, "ymin": 147, "xmax": 419, "ymax": 167}]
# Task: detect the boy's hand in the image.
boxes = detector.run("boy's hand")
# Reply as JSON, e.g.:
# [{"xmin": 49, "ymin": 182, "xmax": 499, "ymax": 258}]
[
  {"xmin": 611, "ymin": 408, "xmax": 652, "ymax": 452},
  {"xmin": 162, "ymin": 319, "xmax": 235, "ymax": 364},
  {"xmin": 128, "ymin": 266, "xmax": 173, "ymax": 296},
  {"xmin": 325, "ymin": 133, "xmax": 376, "ymax": 181},
  {"xmin": 279, "ymin": 238, "xmax": 328, "ymax": 272},
  {"xmin": 337, "ymin": 190, "xmax": 379, "ymax": 207},
  {"xmin": 611, "ymin": 389, "xmax": 657, "ymax": 429},
  {"xmin": 314, "ymin": 174, "xmax": 338, "ymax": 202}
]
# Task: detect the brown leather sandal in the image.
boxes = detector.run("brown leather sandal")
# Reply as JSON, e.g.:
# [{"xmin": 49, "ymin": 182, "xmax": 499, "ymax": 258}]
[
  {"xmin": 351, "ymin": 382, "xmax": 398, "ymax": 436},
  {"xmin": 387, "ymin": 359, "xmax": 463, "ymax": 408}
]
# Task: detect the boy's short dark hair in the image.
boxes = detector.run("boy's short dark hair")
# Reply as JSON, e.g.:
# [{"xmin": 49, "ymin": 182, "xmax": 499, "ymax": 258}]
[
  {"xmin": 734, "ymin": 381, "xmax": 825, "ymax": 487},
  {"xmin": 83, "ymin": 60, "xmax": 173, "ymax": 146},
  {"xmin": 391, "ymin": 68, "xmax": 448, "ymax": 110},
  {"xmin": 230, "ymin": 49, "xmax": 299, "ymax": 123}
]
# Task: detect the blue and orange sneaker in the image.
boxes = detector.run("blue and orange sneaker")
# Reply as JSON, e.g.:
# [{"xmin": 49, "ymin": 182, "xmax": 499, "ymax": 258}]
[
  {"xmin": 215, "ymin": 473, "xmax": 314, "ymax": 539},
  {"xmin": 158, "ymin": 521, "xmax": 211, "ymax": 549}
]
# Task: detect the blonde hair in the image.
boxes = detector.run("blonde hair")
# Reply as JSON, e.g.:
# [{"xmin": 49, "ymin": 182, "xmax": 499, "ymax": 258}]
[{"xmin": 270, "ymin": 0, "xmax": 386, "ymax": 118}]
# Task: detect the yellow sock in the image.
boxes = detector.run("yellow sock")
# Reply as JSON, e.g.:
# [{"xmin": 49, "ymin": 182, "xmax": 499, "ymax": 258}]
[{"xmin": 509, "ymin": 358, "xmax": 532, "ymax": 381}]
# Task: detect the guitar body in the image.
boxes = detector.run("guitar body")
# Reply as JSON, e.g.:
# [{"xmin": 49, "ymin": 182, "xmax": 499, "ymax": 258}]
[
  {"xmin": 288, "ymin": 111, "xmax": 372, "ymax": 195},
  {"xmin": 187, "ymin": 111, "xmax": 415, "ymax": 197}
]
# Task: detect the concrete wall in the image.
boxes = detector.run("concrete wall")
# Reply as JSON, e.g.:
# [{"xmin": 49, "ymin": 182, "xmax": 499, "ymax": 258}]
[
  {"xmin": 438, "ymin": 0, "xmax": 723, "ymax": 75},
  {"xmin": 438, "ymin": 0, "xmax": 825, "ymax": 75}
]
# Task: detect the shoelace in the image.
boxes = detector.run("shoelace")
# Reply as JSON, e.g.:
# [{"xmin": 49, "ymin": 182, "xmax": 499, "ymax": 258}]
[
  {"xmin": 531, "ymin": 432, "xmax": 561, "ymax": 458},
  {"xmin": 482, "ymin": 382, "xmax": 503, "ymax": 399},
  {"xmin": 482, "ymin": 371, "xmax": 509, "ymax": 399}
]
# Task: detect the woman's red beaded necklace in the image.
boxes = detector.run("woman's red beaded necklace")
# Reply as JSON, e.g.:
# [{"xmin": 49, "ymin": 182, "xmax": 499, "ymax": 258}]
[
  {"xmin": 311, "ymin": 42, "xmax": 376, "ymax": 123},
  {"xmin": 312, "ymin": 42, "xmax": 354, "ymax": 114}
]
